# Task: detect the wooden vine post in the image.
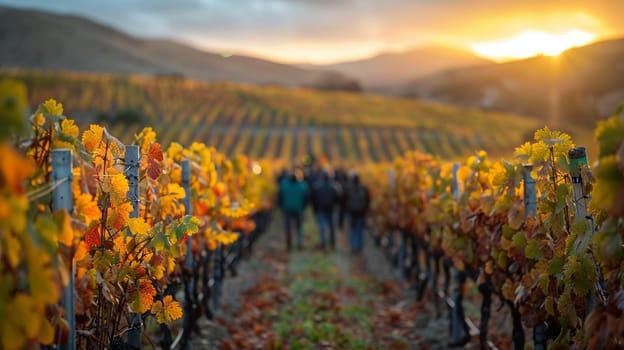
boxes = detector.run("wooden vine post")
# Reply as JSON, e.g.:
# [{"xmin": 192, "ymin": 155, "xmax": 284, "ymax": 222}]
[
  {"xmin": 125, "ymin": 145, "xmax": 142, "ymax": 349},
  {"xmin": 523, "ymin": 164, "xmax": 548, "ymax": 350},
  {"xmin": 181, "ymin": 159, "xmax": 194, "ymax": 350},
  {"xmin": 448, "ymin": 163, "xmax": 470, "ymax": 346},
  {"xmin": 52, "ymin": 149, "xmax": 76, "ymax": 350}
]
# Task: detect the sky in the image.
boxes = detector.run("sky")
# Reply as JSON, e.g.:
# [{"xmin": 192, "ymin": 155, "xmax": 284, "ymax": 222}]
[{"xmin": 1, "ymin": 0, "xmax": 623, "ymax": 64}]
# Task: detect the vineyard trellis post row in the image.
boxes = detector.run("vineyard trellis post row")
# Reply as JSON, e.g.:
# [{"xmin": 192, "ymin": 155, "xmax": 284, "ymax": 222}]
[
  {"xmin": 213, "ymin": 163, "xmax": 224, "ymax": 311},
  {"xmin": 52, "ymin": 149, "xmax": 76, "ymax": 350},
  {"xmin": 448, "ymin": 163, "xmax": 470, "ymax": 346},
  {"xmin": 182, "ymin": 159, "xmax": 193, "ymax": 270},
  {"xmin": 125, "ymin": 145, "xmax": 142, "ymax": 349},
  {"xmin": 181, "ymin": 159, "xmax": 194, "ymax": 350},
  {"xmin": 524, "ymin": 165, "xmax": 547, "ymax": 350}
]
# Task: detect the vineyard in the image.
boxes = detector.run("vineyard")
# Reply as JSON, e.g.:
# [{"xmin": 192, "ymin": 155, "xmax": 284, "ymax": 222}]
[
  {"xmin": 1, "ymin": 71, "xmax": 624, "ymax": 350},
  {"xmin": 367, "ymin": 113, "xmax": 624, "ymax": 348},
  {"xmin": 0, "ymin": 78, "xmax": 275, "ymax": 349},
  {"xmin": 0, "ymin": 68, "xmax": 586, "ymax": 164}
]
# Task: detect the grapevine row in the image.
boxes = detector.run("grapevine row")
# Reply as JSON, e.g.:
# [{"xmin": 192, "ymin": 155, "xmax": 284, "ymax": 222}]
[
  {"xmin": 370, "ymin": 109, "xmax": 624, "ymax": 349},
  {"xmin": 0, "ymin": 79, "xmax": 275, "ymax": 349}
]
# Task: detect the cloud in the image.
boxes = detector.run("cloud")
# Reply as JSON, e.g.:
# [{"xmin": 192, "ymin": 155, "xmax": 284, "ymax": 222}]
[{"xmin": 1, "ymin": 0, "xmax": 623, "ymax": 62}]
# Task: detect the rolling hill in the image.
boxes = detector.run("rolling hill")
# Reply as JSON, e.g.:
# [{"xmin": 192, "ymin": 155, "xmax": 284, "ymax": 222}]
[
  {"xmin": 0, "ymin": 6, "xmax": 356, "ymax": 88},
  {"xmin": 314, "ymin": 46, "xmax": 492, "ymax": 91},
  {"xmin": 0, "ymin": 68, "xmax": 568, "ymax": 163},
  {"xmin": 403, "ymin": 38, "xmax": 624, "ymax": 128}
]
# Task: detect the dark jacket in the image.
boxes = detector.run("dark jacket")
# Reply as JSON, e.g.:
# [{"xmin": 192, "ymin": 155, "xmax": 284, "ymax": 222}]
[
  {"xmin": 312, "ymin": 175, "xmax": 338, "ymax": 212},
  {"xmin": 345, "ymin": 175, "xmax": 370, "ymax": 216}
]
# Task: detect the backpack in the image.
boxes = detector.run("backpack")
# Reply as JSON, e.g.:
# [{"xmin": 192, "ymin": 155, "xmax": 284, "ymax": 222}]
[{"xmin": 347, "ymin": 185, "xmax": 368, "ymax": 213}]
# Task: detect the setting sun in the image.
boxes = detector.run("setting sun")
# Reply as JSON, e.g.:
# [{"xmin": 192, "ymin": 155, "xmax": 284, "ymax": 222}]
[{"xmin": 470, "ymin": 29, "xmax": 595, "ymax": 61}]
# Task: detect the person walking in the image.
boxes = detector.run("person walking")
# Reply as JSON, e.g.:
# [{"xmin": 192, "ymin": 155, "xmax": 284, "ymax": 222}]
[
  {"xmin": 311, "ymin": 171, "xmax": 338, "ymax": 250},
  {"xmin": 345, "ymin": 173, "xmax": 370, "ymax": 254},
  {"xmin": 334, "ymin": 168, "xmax": 348, "ymax": 232},
  {"xmin": 279, "ymin": 169, "xmax": 308, "ymax": 251}
]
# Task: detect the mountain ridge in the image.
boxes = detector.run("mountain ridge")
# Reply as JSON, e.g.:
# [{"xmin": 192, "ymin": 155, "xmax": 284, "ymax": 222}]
[
  {"xmin": 0, "ymin": 6, "xmax": 356, "ymax": 88},
  {"xmin": 304, "ymin": 45, "xmax": 493, "ymax": 91},
  {"xmin": 403, "ymin": 38, "xmax": 624, "ymax": 127}
]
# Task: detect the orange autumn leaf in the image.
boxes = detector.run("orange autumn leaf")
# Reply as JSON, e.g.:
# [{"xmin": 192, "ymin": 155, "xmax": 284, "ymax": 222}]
[
  {"xmin": 107, "ymin": 202, "xmax": 133, "ymax": 231},
  {"xmin": 74, "ymin": 241, "xmax": 89, "ymax": 262},
  {"xmin": 82, "ymin": 124, "xmax": 104, "ymax": 153},
  {"xmin": 130, "ymin": 279, "xmax": 156, "ymax": 314},
  {"xmin": 151, "ymin": 295, "xmax": 182, "ymax": 324},
  {"xmin": 0, "ymin": 144, "xmax": 35, "ymax": 194},
  {"xmin": 75, "ymin": 193, "xmax": 101, "ymax": 225}
]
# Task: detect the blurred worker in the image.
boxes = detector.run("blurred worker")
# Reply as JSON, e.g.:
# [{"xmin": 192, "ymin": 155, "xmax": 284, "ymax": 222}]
[
  {"xmin": 345, "ymin": 173, "xmax": 370, "ymax": 254},
  {"xmin": 279, "ymin": 168, "xmax": 308, "ymax": 251},
  {"xmin": 311, "ymin": 171, "xmax": 338, "ymax": 250}
]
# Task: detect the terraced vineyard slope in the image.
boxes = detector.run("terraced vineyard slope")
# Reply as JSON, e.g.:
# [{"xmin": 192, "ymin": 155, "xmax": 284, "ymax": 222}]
[{"xmin": 2, "ymin": 69, "xmax": 567, "ymax": 163}]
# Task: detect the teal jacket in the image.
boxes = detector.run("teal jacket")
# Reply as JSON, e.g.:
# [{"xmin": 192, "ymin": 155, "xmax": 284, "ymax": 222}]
[{"xmin": 279, "ymin": 178, "xmax": 308, "ymax": 212}]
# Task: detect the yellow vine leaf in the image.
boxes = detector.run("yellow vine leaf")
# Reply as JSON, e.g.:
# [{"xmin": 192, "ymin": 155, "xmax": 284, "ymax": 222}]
[
  {"xmin": 150, "ymin": 264, "xmax": 165, "ymax": 280},
  {"xmin": 60, "ymin": 119, "xmax": 79, "ymax": 138},
  {"xmin": 102, "ymin": 171, "xmax": 129, "ymax": 205},
  {"xmin": 167, "ymin": 142, "xmax": 184, "ymax": 162},
  {"xmin": 127, "ymin": 217, "xmax": 150, "ymax": 236},
  {"xmin": 166, "ymin": 183, "xmax": 186, "ymax": 200},
  {"xmin": 43, "ymin": 98, "xmax": 63, "ymax": 116},
  {"xmin": 215, "ymin": 231, "xmax": 239, "ymax": 245},
  {"xmin": 136, "ymin": 127, "xmax": 157, "ymax": 154},
  {"xmin": 82, "ymin": 124, "xmax": 104, "ymax": 153},
  {"xmin": 151, "ymin": 295, "xmax": 183, "ymax": 324}
]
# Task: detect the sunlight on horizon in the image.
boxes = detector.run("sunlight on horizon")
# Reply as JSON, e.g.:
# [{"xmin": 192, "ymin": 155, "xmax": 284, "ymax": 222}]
[{"xmin": 470, "ymin": 29, "xmax": 595, "ymax": 62}]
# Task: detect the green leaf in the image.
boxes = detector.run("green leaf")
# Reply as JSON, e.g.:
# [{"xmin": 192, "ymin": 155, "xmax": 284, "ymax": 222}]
[
  {"xmin": 165, "ymin": 215, "xmax": 200, "ymax": 243},
  {"xmin": 151, "ymin": 231, "xmax": 171, "ymax": 251},
  {"xmin": 593, "ymin": 155, "xmax": 624, "ymax": 214},
  {"xmin": 502, "ymin": 224, "xmax": 515, "ymax": 240},
  {"xmin": 525, "ymin": 239, "xmax": 543, "ymax": 260},
  {"xmin": 549, "ymin": 256, "xmax": 565, "ymax": 275},
  {"xmin": 563, "ymin": 253, "xmax": 597, "ymax": 297},
  {"xmin": 511, "ymin": 231, "xmax": 527, "ymax": 248},
  {"xmin": 592, "ymin": 219, "xmax": 624, "ymax": 264},
  {"xmin": 595, "ymin": 113, "xmax": 624, "ymax": 158}
]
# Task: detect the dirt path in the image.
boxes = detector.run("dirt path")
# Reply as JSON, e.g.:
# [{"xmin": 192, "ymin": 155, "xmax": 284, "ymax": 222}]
[{"xmin": 190, "ymin": 210, "xmax": 475, "ymax": 349}]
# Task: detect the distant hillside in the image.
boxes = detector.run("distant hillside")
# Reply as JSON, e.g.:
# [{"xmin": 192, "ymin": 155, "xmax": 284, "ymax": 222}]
[
  {"xmin": 0, "ymin": 6, "xmax": 357, "ymax": 89},
  {"xmin": 308, "ymin": 46, "xmax": 492, "ymax": 91},
  {"xmin": 404, "ymin": 38, "xmax": 624, "ymax": 128}
]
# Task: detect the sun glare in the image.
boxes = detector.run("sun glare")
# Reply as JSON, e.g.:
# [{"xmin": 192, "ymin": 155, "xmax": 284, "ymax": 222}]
[{"xmin": 470, "ymin": 29, "xmax": 595, "ymax": 61}]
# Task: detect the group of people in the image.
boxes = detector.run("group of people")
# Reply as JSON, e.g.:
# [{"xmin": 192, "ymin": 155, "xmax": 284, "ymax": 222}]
[{"xmin": 277, "ymin": 165, "xmax": 370, "ymax": 254}]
